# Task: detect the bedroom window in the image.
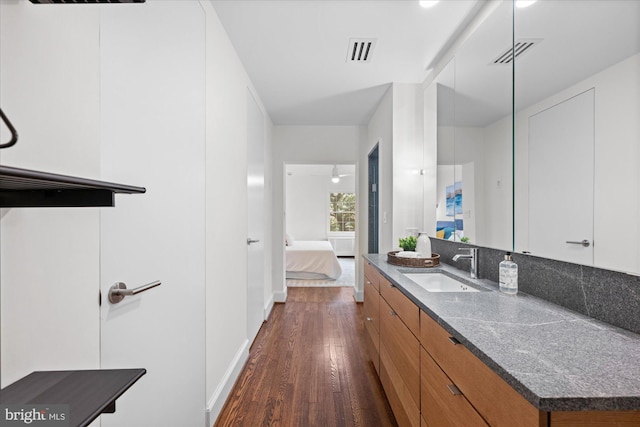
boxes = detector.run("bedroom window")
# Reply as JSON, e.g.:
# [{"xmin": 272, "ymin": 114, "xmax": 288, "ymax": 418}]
[{"xmin": 329, "ymin": 192, "xmax": 355, "ymax": 232}]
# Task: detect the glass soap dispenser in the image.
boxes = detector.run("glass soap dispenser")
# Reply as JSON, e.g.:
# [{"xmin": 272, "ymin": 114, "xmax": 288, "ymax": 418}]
[{"xmin": 499, "ymin": 252, "xmax": 518, "ymax": 295}]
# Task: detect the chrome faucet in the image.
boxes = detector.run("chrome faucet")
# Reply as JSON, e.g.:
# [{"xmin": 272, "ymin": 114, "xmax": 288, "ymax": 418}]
[{"xmin": 452, "ymin": 248, "xmax": 478, "ymax": 279}]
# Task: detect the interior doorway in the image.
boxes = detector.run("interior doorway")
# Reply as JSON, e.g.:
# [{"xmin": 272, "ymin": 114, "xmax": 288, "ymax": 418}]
[{"xmin": 284, "ymin": 163, "xmax": 357, "ymax": 287}]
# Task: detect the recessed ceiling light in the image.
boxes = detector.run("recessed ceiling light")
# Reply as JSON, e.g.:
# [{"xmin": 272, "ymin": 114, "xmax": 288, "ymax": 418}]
[
  {"xmin": 419, "ymin": 0, "xmax": 439, "ymax": 9},
  {"xmin": 515, "ymin": 0, "xmax": 537, "ymax": 8}
]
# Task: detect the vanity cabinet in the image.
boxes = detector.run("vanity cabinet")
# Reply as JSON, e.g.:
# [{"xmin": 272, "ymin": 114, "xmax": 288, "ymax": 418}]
[
  {"xmin": 364, "ymin": 262, "xmax": 381, "ymax": 373},
  {"xmin": 379, "ymin": 275, "xmax": 420, "ymax": 427},
  {"xmin": 420, "ymin": 347, "xmax": 488, "ymax": 427},
  {"xmin": 419, "ymin": 312, "xmax": 546, "ymax": 427}
]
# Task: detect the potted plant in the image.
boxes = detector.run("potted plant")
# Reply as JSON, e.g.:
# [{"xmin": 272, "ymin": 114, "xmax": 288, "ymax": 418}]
[{"xmin": 398, "ymin": 236, "xmax": 417, "ymax": 251}]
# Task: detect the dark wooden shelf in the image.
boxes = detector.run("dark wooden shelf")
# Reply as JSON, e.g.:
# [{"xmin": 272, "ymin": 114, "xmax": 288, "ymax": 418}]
[
  {"xmin": 0, "ymin": 165, "xmax": 146, "ymax": 207},
  {"xmin": 0, "ymin": 369, "xmax": 146, "ymax": 427}
]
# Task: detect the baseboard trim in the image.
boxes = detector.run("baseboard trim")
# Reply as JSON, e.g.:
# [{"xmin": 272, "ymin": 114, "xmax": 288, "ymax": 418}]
[
  {"xmin": 205, "ymin": 339, "xmax": 250, "ymax": 427},
  {"xmin": 353, "ymin": 289, "xmax": 364, "ymax": 302},
  {"xmin": 273, "ymin": 289, "xmax": 287, "ymax": 303},
  {"xmin": 264, "ymin": 295, "xmax": 274, "ymax": 320}
]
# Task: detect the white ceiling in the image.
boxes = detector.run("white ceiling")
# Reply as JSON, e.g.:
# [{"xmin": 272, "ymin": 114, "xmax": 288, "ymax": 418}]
[{"xmin": 211, "ymin": 0, "xmax": 481, "ymax": 125}]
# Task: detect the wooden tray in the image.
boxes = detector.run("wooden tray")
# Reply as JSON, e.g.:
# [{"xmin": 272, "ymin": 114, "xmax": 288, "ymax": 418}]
[{"xmin": 387, "ymin": 251, "xmax": 440, "ymax": 268}]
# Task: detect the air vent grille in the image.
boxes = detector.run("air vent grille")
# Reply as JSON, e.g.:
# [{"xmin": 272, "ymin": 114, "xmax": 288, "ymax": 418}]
[
  {"xmin": 492, "ymin": 39, "xmax": 541, "ymax": 64},
  {"xmin": 29, "ymin": 0, "xmax": 144, "ymax": 3},
  {"xmin": 347, "ymin": 38, "xmax": 377, "ymax": 63}
]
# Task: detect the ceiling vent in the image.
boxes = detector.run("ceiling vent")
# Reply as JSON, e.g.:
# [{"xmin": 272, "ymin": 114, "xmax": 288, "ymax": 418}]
[
  {"xmin": 347, "ymin": 38, "xmax": 377, "ymax": 63},
  {"xmin": 492, "ymin": 39, "xmax": 541, "ymax": 64},
  {"xmin": 29, "ymin": 0, "xmax": 144, "ymax": 3}
]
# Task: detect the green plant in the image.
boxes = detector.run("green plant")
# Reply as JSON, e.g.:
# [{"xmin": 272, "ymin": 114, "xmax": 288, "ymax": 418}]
[
  {"xmin": 398, "ymin": 235, "xmax": 417, "ymax": 251},
  {"xmin": 460, "ymin": 236, "xmax": 470, "ymax": 243}
]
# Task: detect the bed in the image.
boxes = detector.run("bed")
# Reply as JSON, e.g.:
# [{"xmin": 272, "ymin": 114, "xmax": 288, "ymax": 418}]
[{"xmin": 285, "ymin": 239, "xmax": 342, "ymax": 280}]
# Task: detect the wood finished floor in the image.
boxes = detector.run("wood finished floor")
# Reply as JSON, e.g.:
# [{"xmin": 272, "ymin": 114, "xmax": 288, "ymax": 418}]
[{"xmin": 215, "ymin": 287, "xmax": 397, "ymax": 427}]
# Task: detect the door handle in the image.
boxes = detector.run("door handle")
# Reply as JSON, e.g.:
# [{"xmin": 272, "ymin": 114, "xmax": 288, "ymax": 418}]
[
  {"xmin": 108, "ymin": 280, "xmax": 161, "ymax": 304},
  {"xmin": 447, "ymin": 384, "xmax": 463, "ymax": 396},
  {"xmin": 247, "ymin": 238, "xmax": 260, "ymax": 245},
  {"xmin": 566, "ymin": 239, "xmax": 590, "ymax": 247}
]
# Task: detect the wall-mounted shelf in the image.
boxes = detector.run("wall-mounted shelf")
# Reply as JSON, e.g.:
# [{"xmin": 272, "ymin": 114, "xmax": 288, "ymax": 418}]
[
  {"xmin": 0, "ymin": 165, "xmax": 146, "ymax": 207},
  {"xmin": 0, "ymin": 369, "xmax": 146, "ymax": 427}
]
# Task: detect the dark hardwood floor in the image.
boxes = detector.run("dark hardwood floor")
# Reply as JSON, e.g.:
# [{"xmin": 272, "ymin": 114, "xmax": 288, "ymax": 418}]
[{"xmin": 215, "ymin": 287, "xmax": 397, "ymax": 427}]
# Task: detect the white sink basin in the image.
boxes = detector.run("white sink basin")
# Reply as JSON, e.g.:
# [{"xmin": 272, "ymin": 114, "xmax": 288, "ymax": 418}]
[{"xmin": 403, "ymin": 273, "xmax": 480, "ymax": 292}]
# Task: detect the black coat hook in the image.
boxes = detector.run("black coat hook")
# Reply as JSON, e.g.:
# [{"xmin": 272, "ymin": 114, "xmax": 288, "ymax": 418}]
[{"xmin": 0, "ymin": 108, "xmax": 18, "ymax": 149}]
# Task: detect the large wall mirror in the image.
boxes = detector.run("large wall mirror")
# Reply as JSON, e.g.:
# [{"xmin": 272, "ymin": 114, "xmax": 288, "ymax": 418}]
[
  {"xmin": 431, "ymin": 0, "xmax": 513, "ymax": 251},
  {"xmin": 513, "ymin": 0, "xmax": 640, "ymax": 274}
]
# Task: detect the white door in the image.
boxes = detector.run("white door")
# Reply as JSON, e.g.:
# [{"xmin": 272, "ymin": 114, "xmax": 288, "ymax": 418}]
[
  {"xmin": 246, "ymin": 89, "xmax": 265, "ymax": 343},
  {"xmin": 528, "ymin": 89, "xmax": 594, "ymax": 265},
  {"xmin": 99, "ymin": 2, "xmax": 206, "ymax": 426}
]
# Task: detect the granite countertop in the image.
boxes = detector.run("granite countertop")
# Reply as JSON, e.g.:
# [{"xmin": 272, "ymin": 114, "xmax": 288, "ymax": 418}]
[{"xmin": 364, "ymin": 253, "xmax": 640, "ymax": 412}]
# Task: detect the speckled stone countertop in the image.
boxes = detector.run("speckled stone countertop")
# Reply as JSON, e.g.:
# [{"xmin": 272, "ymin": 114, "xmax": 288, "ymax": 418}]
[{"xmin": 364, "ymin": 253, "xmax": 640, "ymax": 412}]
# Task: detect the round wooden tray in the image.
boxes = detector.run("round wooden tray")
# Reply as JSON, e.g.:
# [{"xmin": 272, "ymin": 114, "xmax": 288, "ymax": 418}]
[{"xmin": 387, "ymin": 251, "xmax": 440, "ymax": 268}]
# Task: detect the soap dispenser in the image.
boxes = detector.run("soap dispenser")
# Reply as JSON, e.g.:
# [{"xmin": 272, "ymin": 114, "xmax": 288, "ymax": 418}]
[{"xmin": 499, "ymin": 252, "xmax": 518, "ymax": 295}]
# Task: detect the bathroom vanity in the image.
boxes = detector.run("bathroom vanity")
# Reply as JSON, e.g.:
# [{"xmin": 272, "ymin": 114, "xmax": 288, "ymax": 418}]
[{"xmin": 364, "ymin": 254, "xmax": 640, "ymax": 427}]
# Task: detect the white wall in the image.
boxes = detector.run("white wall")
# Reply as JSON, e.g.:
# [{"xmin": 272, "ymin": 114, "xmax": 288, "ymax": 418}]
[
  {"xmin": 514, "ymin": 53, "xmax": 640, "ymax": 274},
  {"xmin": 423, "ymin": 83, "xmax": 438, "ymax": 237},
  {"xmin": 272, "ymin": 126, "xmax": 360, "ymax": 301},
  {"xmin": 0, "ymin": 1, "xmax": 101, "ymax": 387},
  {"xmin": 363, "ymin": 87, "xmax": 393, "ymax": 254},
  {"xmin": 482, "ymin": 114, "xmax": 512, "ymax": 250},
  {"xmin": 201, "ymin": 1, "xmax": 273, "ymax": 423},
  {"xmin": 392, "ymin": 84, "xmax": 424, "ymax": 249},
  {"xmin": 357, "ymin": 86, "xmax": 392, "ymax": 301},
  {"xmin": 0, "ymin": 2, "xmax": 274, "ymax": 426},
  {"xmin": 286, "ymin": 173, "xmax": 355, "ymax": 241}
]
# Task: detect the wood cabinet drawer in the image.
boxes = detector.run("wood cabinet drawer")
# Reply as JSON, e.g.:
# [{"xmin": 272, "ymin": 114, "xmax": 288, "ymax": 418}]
[
  {"xmin": 380, "ymin": 298, "xmax": 420, "ymax": 410},
  {"xmin": 381, "ymin": 344, "xmax": 420, "ymax": 427},
  {"xmin": 365, "ymin": 315, "xmax": 380, "ymax": 374},
  {"xmin": 420, "ymin": 312, "xmax": 546, "ymax": 427},
  {"xmin": 421, "ymin": 347, "xmax": 489, "ymax": 427},
  {"xmin": 380, "ymin": 276, "xmax": 419, "ymax": 337},
  {"xmin": 364, "ymin": 278, "xmax": 380, "ymax": 333},
  {"xmin": 550, "ymin": 410, "xmax": 640, "ymax": 427},
  {"xmin": 364, "ymin": 262, "xmax": 380, "ymax": 292}
]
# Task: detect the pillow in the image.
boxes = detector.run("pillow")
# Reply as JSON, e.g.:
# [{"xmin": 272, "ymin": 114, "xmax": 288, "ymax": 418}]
[
  {"xmin": 436, "ymin": 229, "xmax": 445, "ymax": 239},
  {"xmin": 285, "ymin": 233, "xmax": 294, "ymax": 246}
]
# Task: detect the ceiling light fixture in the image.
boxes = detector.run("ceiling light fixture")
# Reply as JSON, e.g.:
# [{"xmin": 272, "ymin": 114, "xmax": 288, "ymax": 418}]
[
  {"xmin": 419, "ymin": 0, "xmax": 439, "ymax": 8},
  {"xmin": 331, "ymin": 165, "xmax": 340, "ymax": 184},
  {"xmin": 515, "ymin": 0, "xmax": 537, "ymax": 8}
]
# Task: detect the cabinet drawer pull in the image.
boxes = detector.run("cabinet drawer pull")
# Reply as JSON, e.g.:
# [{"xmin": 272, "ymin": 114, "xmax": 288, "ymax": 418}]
[
  {"xmin": 448, "ymin": 336, "xmax": 461, "ymax": 346},
  {"xmin": 390, "ymin": 310, "xmax": 398, "ymax": 317},
  {"xmin": 447, "ymin": 384, "xmax": 462, "ymax": 396},
  {"xmin": 366, "ymin": 317, "xmax": 373, "ymax": 321},
  {"xmin": 366, "ymin": 280, "xmax": 371, "ymax": 285}
]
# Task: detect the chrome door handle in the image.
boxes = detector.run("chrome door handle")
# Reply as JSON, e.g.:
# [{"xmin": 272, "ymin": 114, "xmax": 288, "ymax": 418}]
[
  {"xmin": 247, "ymin": 238, "xmax": 260, "ymax": 245},
  {"xmin": 109, "ymin": 280, "xmax": 161, "ymax": 304},
  {"xmin": 566, "ymin": 239, "xmax": 590, "ymax": 247}
]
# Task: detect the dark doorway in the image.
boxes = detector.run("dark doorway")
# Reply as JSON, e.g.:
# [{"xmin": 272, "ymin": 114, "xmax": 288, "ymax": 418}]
[{"xmin": 368, "ymin": 144, "xmax": 379, "ymax": 254}]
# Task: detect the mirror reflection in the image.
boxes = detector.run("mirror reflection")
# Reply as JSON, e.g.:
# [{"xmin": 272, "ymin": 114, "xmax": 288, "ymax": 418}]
[
  {"xmin": 433, "ymin": 0, "xmax": 513, "ymax": 250},
  {"xmin": 514, "ymin": 0, "xmax": 640, "ymax": 274}
]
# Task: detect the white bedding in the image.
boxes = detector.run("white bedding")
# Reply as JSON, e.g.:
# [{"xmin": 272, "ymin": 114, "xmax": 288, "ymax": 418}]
[{"xmin": 286, "ymin": 240, "xmax": 342, "ymax": 280}]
